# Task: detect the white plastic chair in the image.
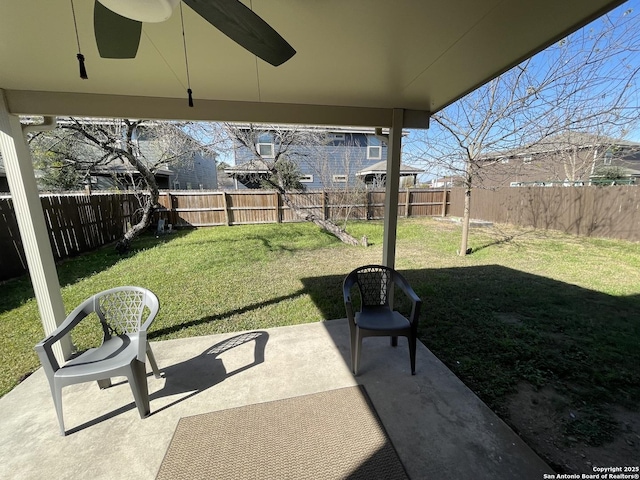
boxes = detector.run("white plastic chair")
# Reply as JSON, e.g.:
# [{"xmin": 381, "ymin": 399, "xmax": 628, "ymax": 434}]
[{"xmin": 34, "ymin": 286, "xmax": 161, "ymax": 435}]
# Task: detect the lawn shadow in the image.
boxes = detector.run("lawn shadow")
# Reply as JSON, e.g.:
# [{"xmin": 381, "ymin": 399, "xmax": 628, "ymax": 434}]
[
  {"xmin": 470, "ymin": 228, "xmax": 535, "ymax": 254},
  {"xmin": 148, "ymin": 290, "xmax": 306, "ymax": 338},
  {"xmin": 302, "ymin": 265, "xmax": 640, "ymax": 439}
]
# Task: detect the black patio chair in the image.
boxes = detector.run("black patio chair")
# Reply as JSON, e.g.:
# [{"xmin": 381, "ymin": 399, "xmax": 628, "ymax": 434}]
[{"xmin": 343, "ymin": 265, "xmax": 422, "ymax": 375}]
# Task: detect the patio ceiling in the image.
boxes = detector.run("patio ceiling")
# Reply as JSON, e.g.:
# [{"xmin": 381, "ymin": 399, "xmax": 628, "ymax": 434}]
[{"xmin": 0, "ymin": 0, "xmax": 626, "ymax": 127}]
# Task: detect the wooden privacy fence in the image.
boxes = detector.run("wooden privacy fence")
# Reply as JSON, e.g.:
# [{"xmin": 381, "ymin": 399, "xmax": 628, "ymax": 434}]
[
  {"xmin": 2, "ymin": 186, "xmax": 639, "ymax": 282},
  {"xmin": 0, "ymin": 192, "xmax": 139, "ymax": 281},
  {"xmin": 448, "ymin": 186, "xmax": 640, "ymax": 241},
  {"xmin": 0, "ymin": 189, "xmax": 449, "ymax": 281},
  {"xmin": 155, "ymin": 189, "xmax": 449, "ymax": 226}
]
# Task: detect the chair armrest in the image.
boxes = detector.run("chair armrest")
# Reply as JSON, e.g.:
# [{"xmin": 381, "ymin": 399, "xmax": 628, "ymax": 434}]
[
  {"xmin": 392, "ymin": 271, "xmax": 422, "ymax": 325},
  {"xmin": 34, "ymin": 299, "xmax": 94, "ymax": 372},
  {"xmin": 136, "ymin": 290, "xmax": 160, "ymax": 361},
  {"xmin": 343, "ymin": 273, "xmax": 357, "ymax": 322}
]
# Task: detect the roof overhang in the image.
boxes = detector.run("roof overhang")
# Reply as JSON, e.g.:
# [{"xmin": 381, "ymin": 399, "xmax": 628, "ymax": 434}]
[
  {"xmin": 0, "ymin": 0, "xmax": 626, "ymax": 127},
  {"xmin": 357, "ymin": 162, "xmax": 423, "ymax": 177}
]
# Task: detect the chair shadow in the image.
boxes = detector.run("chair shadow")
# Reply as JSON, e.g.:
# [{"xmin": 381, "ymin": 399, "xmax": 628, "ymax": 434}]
[{"xmin": 65, "ymin": 331, "xmax": 268, "ymax": 435}]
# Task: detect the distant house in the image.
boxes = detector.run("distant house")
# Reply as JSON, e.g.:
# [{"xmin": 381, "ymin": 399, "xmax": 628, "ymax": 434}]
[
  {"xmin": 23, "ymin": 119, "xmax": 218, "ymax": 192},
  {"xmin": 355, "ymin": 160, "xmax": 423, "ymax": 188},
  {"xmin": 477, "ymin": 133, "xmax": 640, "ymax": 187},
  {"xmin": 89, "ymin": 122, "xmax": 219, "ymax": 191},
  {"xmin": 225, "ymin": 125, "xmax": 421, "ymax": 189},
  {"xmin": 430, "ymin": 176, "xmax": 466, "ymax": 188}
]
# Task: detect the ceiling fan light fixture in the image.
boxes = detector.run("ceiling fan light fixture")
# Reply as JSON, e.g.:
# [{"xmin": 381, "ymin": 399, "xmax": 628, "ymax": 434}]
[{"xmin": 97, "ymin": 0, "xmax": 179, "ymax": 23}]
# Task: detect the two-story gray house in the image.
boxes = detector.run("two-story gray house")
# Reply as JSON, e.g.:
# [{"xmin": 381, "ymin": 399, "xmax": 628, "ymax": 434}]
[
  {"xmin": 224, "ymin": 125, "xmax": 420, "ymax": 190},
  {"xmin": 21, "ymin": 119, "xmax": 218, "ymax": 192},
  {"xmin": 88, "ymin": 121, "xmax": 219, "ymax": 191}
]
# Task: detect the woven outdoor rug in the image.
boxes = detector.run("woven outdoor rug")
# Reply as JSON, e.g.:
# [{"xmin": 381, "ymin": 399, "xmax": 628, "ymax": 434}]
[{"xmin": 156, "ymin": 385, "xmax": 409, "ymax": 480}]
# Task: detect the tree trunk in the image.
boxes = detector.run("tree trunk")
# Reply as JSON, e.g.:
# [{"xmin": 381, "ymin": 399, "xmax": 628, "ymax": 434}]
[
  {"xmin": 115, "ymin": 151, "xmax": 161, "ymax": 253},
  {"xmin": 280, "ymin": 191, "xmax": 360, "ymax": 246},
  {"xmin": 458, "ymin": 188, "xmax": 471, "ymax": 256},
  {"xmin": 115, "ymin": 191, "xmax": 158, "ymax": 253}
]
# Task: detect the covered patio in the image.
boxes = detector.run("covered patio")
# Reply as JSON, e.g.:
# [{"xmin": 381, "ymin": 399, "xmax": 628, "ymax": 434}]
[
  {"xmin": 0, "ymin": 0, "xmax": 627, "ymax": 478},
  {"xmin": 0, "ymin": 319, "xmax": 552, "ymax": 479}
]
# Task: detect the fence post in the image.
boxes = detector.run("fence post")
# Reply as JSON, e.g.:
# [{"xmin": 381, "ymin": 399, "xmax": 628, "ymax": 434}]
[
  {"xmin": 405, "ymin": 188, "xmax": 411, "ymax": 217},
  {"xmin": 365, "ymin": 190, "xmax": 370, "ymax": 220},
  {"xmin": 322, "ymin": 191, "xmax": 328, "ymax": 221},
  {"xmin": 441, "ymin": 189, "xmax": 447, "ymax": 217},
  {"xmin": 221, "ymin": 192, "xmax": 230, "ymax": 226},
  {"xmin": 273, "ymin": 190, "xmax": 282, "ymax": 223}
]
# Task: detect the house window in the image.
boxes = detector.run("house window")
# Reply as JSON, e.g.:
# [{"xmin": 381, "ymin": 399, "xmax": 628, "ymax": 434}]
[
  {"xmin": 173, "ymin": 181, "xmax": 180, "ymax": 189},
  {"xmin": 333, "ymin": 174, "xmax": 347, "ymax": 183},
  {"xmin": 604, "ymin": 151, "xmax": 613, "ymax": 165},
  {"xmin": 367, "ymin": 136, "xmax": 382, "ymax": 160},
  {"xmin": 257, "ymin": 143, "xmax": 275, "ymax": 158},
  {"xmin": 300, "ymin": 174, "xmax": 314, "ymax": 183}
]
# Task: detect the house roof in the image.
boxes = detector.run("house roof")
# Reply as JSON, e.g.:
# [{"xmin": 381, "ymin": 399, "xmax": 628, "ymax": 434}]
[
  {"xmin": 525, "ymin": 132, "xmax": 640, "ymax": 154},
  {"xmin": 481, "ymin": 132, "xmax": 640, "ymax": 160},
  {"xmin": 91, "ymin": 164, "xmax": 173, "ymax": 177},
  {"xmin": 356, "ymin": 161, "xmax": 423, "ymax": 176},
  {"xmin": 0, "ymin": 1, "xmax": 625, "ymax": 127},
  {"xmin": 224, "ymin": 159, "xmax": 271, "ymax": 175}
]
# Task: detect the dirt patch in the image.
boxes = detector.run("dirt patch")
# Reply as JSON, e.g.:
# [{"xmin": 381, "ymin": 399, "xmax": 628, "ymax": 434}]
[{"xmin": 507, "ymin": 382, "xmax": 640, "ymax": 473}]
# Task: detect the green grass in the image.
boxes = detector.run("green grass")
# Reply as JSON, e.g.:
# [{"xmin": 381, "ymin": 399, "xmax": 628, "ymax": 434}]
[{"xmin": 1, "ymin": 217, "xmax": 639, "ymax": 447}]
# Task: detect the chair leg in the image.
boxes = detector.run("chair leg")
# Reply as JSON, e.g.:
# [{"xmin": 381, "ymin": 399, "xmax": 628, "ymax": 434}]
[
  {"xmin": 409, "ymin": 334, "xmax": 417, "ymax": 375},
  {"xmin": 128, "ymin": 359, "xmax": 150, "ymax": 419},
  {"xmin": 390, "ymin": 336, "xmax": 398, "ymax": 347},
  {"xmin": 353, "ymin": 329, "xmax": 362, "ymax": 376},
  {"xmin": 53, "ymin": 385, "xmax": 66, "ymax": 436},
  {"xmin": 97, "ymin": 378, "xmax": 112, "ymax": 389},
  {"xmin": 146, "ymin": 342, "xmax": 162, "ymax": 379}
]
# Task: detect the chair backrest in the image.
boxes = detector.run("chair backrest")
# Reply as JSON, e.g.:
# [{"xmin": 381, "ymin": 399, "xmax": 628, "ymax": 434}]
[
  {"xmin": 94, "ymin": 287, "xmax": 159, "ymax": 339},
  {"xmin": 352, "ymin": 265, "xmax": 394, "ymax": 308}
]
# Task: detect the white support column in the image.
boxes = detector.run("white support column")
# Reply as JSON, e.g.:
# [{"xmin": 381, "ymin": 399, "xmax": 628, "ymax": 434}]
[
  {"xmin": 382, "ymin": 109, "xmax": 404, "ymax": 269},
  {"xmin": 0, "ymin": 91, "xmax": 71, "ymax": 363}
]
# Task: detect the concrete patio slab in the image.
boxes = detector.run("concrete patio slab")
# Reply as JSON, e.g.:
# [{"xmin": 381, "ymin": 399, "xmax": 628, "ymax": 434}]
[{"xmin": 0, "ymin": 319, "xmax": 552, "ymax": 479}]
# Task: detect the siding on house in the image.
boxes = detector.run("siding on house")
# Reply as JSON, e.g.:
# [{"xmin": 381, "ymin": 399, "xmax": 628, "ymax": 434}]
[
  {"xmin": 167, "ymin": 151, "xmax": 218, "ymax": 190},
  {"xmin": 231, "ymin": 128, "xmax": 389, "ymax": 189},
  {"xmin": 136, "ymin": 128, "xmax": 218, "ymax": 191}
]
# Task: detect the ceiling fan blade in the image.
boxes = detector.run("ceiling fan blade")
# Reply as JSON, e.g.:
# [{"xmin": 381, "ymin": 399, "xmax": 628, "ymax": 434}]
[
  {"xmin": 94, "ymin": 1, "xmax": 143, "ymax": 58},
  {"xmin": 183, "ymin": 0, "xmax": 296, "ymax": 66}
]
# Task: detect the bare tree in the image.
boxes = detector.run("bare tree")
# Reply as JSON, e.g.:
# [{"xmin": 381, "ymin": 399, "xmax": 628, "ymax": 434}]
[
  {"xmin": 29, "ymin": 118, "xmax": 223, "ymax": 252},
  {"xmin": 306, "ymin": 138, "xmax": 370, "ymax": 230},
  {"xmin": 225, "ymin": 123, "xmax": 361, "ymax": 245},
  {"xmin": 408, "ymin": 5, "xmax": 640, "ymax": 255}
]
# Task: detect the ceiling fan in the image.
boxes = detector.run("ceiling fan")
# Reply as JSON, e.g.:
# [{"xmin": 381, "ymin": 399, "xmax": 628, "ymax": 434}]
[{"xmin": 93, "ymin": 0, "xmax": 296, "ymax": 66}]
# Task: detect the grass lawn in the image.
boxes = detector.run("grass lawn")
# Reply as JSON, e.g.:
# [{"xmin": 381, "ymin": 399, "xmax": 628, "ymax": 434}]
[{"xmin": 1, "ymin": 217, "xmax": 639, "ymax": 470}]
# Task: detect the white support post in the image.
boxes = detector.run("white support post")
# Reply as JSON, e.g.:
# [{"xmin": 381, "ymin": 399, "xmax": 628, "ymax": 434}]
[
  {"xmin": 382, "ymin": 109, "xmax": 404, "ymax": 269},
  {"xmin": 0, "ymin": 90, "xmax": 71, "ymax": 363}
]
